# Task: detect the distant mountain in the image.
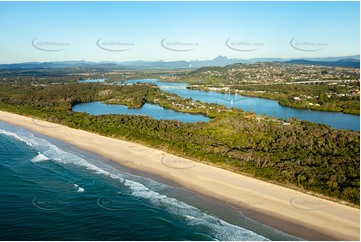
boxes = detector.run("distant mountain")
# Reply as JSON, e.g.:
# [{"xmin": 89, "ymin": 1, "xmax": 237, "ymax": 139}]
[
  {"xmin": 302, "ymin": 55, "xmax": 360, "ymax": 62},
  {"xmin": 0, "ymin": 55, "xmax": 359, "ymax": 70},
  {"xmin": 189, "ymin": 55, "xmax": 360, "ymax": 67},
  {"xmin": 282, "ymin": 58, "xmax": 360, "ymax": 68},
  {"xmin": 189, "ymin": 55, "xmax": 239, "ymax": 67},
  {"xmin": 336, "ymin": 58, "xmax": 360, "ymax": 63},
  {"xmin": 0, "ymin": 61, "xmax": 121, "ymax": 70},
  {"xmin": 117, "ymin": 60, "xmax": 190, "ymax": 69}
]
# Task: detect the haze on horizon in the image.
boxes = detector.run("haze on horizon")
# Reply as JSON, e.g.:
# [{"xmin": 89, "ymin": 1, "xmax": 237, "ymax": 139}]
[{"xmin": 0, "ymin": 1, "xmax": 359, "ymax": 64}]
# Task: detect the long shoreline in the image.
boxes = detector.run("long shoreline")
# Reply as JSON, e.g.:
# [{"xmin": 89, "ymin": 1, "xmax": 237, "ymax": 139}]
[{"xmin": 0, "ymin": 110, "xmax": 359, "ymax": 240}]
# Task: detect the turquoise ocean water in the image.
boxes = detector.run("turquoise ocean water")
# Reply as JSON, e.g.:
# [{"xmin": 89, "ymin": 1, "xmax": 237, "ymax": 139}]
[{"xmin": 0, "ymin": 121, "xmax": 300, "ymax": 241}]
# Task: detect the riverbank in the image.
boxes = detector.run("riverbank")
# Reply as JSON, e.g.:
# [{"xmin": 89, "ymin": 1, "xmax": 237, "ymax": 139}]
[
  {"xmin": 122, "ymin": 79, "xmax": 360, "ymax": 131},
  {"xmin": 0, "ymin": 110, "xmax": 359, "ymax": 240},
  {"xmin": 187, "ymin": 85, "xmax": 360, "ymax": 115}
]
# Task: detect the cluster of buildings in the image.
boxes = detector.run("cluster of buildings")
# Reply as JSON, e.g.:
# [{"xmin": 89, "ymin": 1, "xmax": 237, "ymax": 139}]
[{"xmin": 219, "ymin": 63, "xmax": 360, "ymax": 84}]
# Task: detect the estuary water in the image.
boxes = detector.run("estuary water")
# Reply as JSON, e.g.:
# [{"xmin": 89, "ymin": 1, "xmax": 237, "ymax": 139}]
[
  {"xmin": 74, "ymin": 78, "xmax": 359, "ymax": 130},
  {"xmin": 73, "ymin": 102, "xmax": 210, "ymax": 123},
  {"xmin": 124, "ymin": 79, "xmax": 360, "ymax": 131},
  {"xmin": 0, "ymin": 121, "xmax": 300, "ymax": 240}
]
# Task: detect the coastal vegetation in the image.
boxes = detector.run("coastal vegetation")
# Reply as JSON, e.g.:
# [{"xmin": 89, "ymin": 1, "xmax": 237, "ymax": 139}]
[
  {"xmin": 0, "ymin": 80, "xmax": 359, "ymax": 205},
  {"xmin": 160, "ymin": 63, "xmax": 360, "ymax": 115},
  {"xmin": 3, "ymin": 62, "xmax": 359, "ymax": 114},
  {"xmin": 190, "ymin": 82, "xmax": 360, "ymax": 115}
]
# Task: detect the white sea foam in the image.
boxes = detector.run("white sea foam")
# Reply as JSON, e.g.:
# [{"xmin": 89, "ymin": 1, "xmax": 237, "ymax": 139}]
[
  {"xmin": 123, "ymin": 180, "xmax": 268, "ymax": 241},
  {"xmin": 31, "ymin": 152, "xmax": 49, "ymax": 162},
  {"xmin": 0, "ymin": 129, "xmax": 34, "ymax": 147},
  {"xmin": 0, "ymin": 126, "xmax": 268, "ymax": 240},
  {"xmin": 0, "ymin": 128, "xmax": 116, "ymax": 176},
  {"xmin": 74, "ymin": 184, "xmax": 85, "ymax": 192}
]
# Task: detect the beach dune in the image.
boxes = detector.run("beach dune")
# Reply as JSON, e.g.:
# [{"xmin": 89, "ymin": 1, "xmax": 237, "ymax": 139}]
[{"xmin": 0, "ymin": 110, "xmax": 359, "ymax": 240}]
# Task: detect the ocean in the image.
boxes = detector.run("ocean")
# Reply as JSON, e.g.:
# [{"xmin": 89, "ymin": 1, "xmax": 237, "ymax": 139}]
[{"xmin": 0, "ymin": 121, "xmax": 300, "ymax": 241}]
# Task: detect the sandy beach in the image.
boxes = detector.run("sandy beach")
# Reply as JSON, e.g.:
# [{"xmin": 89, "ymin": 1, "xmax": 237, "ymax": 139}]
[{"xmin": 0, "ymin": 110, "xmax": 359, "ymax": 241}]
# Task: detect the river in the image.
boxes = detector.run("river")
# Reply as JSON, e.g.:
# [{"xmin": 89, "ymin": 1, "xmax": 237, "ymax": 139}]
[
  {"xmin": 74, "ymin": 79, "xmax": 360, "ymax": 131},
  {"xmin": 125, "ymin": 79, "xmax": 360, "ymax": 131}
]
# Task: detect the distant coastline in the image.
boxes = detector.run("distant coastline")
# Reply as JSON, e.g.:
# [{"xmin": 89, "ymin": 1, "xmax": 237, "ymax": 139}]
[{"xmin": 0, "ymin": 110, "xmax": 359, "ymax": 241}]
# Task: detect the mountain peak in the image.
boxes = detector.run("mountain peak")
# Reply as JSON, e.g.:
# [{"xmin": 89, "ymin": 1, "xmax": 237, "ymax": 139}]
[
  {"xmin": 213, "ymin": 55, "xmax": 228, "ymax": 61},
  {"xmin": 336, "ymin": 58, "xmax": 359, "ymax": 63}
]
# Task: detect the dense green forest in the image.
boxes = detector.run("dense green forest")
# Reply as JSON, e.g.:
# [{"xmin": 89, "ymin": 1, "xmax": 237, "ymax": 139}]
[{"xmin": 0, "ymin": 81, "xmax": 359, "ymax": 205}]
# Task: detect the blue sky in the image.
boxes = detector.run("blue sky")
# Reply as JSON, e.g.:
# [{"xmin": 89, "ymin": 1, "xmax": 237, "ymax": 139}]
[{"xmin": 0, "ymin": 1, "xmax": 359, "ymax": 63}]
